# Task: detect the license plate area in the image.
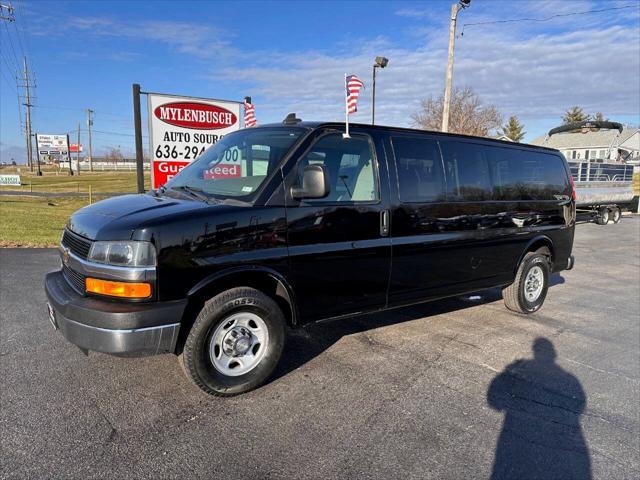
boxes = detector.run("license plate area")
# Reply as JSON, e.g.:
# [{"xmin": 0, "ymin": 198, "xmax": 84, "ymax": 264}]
[{"xmin": 47, "ymin": 303, "xmax": 58, "ymax": 330}]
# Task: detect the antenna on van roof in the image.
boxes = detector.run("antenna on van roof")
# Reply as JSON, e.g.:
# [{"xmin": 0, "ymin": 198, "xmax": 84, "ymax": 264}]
[{"xmin": 283, "ymin": 113, "xmax": 302, "ymax": 125}]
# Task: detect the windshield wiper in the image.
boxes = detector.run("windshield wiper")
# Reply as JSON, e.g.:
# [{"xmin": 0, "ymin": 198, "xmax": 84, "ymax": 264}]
[{"xmin": 170, "ymin": 185, "xmax": 210, "ymax": 203}]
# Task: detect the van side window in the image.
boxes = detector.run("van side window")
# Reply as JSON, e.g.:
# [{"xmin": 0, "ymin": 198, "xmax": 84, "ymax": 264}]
[
  {"xmin": 440, "ymin": 141, "xmax": 492, "ymax": 201},
  {"xmin": 391, "ymin": 136, "xmax": 445, "ymax": 202},
  {"xmin": 297, "ymin": 134, "xmax": 378, "ymax": 203},
  {"xmin": 485, "ymin": 146, "xmax": 570, "ymax": 200}
]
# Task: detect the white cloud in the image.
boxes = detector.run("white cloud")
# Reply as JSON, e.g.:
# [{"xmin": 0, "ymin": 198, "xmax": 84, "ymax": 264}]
[
  {"xmin": 35, "ymin": 16, "xmax": 236, "ymax": 59},
  {"xmin": 32, "ymin": 5, "xmax": 640, "ymax": 140},
  {"xmin": 214, "ymin": 23, "xmax": 639, "ymax": 138}
]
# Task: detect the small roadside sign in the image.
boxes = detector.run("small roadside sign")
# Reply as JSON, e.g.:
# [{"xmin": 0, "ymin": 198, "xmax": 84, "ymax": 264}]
[{"xmin": 0, "ymin": 174, "xmax": 21, "ymax": 186}]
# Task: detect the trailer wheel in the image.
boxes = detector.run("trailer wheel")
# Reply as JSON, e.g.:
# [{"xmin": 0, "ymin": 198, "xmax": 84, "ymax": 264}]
[
  {"xmin": 611, "ymin": 207, "xmax": 621, "ymax": 224},
  {"xmin": 596, "ymin": 208, "xmax": 609, "ymax": 225}
]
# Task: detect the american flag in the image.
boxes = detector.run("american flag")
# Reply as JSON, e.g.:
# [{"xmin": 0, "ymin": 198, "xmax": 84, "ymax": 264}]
[
  {"xmin": 346, "ymin": 74, "xmax": 365, "ymax": 115},
  {"xmin": 244, "ymin": 100, "xmax": 256, "ymax": 127}
]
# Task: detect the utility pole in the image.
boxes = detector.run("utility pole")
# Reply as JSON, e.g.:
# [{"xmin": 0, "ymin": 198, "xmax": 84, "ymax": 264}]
[
  {"xmin": 0, "ymin": 3, "xmax": 15, "ymax": 22},
  {"xmin": 21, "ymin": 57, "xmax": 34, "ymax": 172},
  {"xmin": 441, "ymin": 0, "xmax": 471, "ymax": 133},
  {"xmin": 86, "ymin": 109, "xmax": 94, "ymax": 172},
  {"xmin": 34, "ymin": 133, "xmax": 42, "ymax": 176},
  {"xmin": 76, "ymin": 123, "xmax": 81, "ymax": 176}
]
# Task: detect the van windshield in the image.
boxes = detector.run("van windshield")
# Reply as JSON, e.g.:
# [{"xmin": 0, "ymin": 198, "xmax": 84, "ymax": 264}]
[{"xmin": 165, "ymin": 127, "xmax": 305, "ymax": 199}]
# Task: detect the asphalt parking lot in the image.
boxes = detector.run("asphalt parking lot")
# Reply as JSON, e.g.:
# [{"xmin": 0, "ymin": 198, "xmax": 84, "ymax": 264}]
[{"xmin": 1, "ymin": 218, "xmax": 639, "ymax": 480}]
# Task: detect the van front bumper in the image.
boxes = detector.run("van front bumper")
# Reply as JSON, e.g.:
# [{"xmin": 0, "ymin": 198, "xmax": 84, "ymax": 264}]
[{"xmin": 44, "ymin": 270, "xmax": 187, "ymax": 354}]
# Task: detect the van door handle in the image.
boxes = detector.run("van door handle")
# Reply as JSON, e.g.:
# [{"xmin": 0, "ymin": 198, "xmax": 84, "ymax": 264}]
[{"xmin": 380, "ymin": 210, "xmax": 390, "ymax": 237}]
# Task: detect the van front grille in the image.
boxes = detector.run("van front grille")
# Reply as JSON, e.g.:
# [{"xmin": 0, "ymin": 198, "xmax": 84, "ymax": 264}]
[
  {"xmin": 62, "ymin": 264, "xmax": 86, "ymax": 294},
  {"xmin": 61, "ymin": 229, "xmax": 92, "ymax": 259}
]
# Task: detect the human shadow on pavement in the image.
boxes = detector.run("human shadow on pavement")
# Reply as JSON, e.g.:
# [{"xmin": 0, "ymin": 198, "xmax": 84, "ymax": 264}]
[{"xmin": 487, "ymin": 337, "xmax": 591, "ymax": 480}]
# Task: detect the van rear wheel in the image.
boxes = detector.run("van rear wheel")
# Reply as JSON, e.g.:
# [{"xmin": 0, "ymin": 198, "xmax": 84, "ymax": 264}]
[
  {"xmin": 502, "ymin": 252, "xmax": 549, "ymax": 314},
  {"xmin": 180, "ymin": 287, "xmax": 286, "ymax": 396}
]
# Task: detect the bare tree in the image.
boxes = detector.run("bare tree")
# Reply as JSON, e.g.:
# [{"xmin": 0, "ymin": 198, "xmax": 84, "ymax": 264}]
[
  {"xmin": 106, "ymin": 147, "xmax": 123, "ymax": 164},
  {"xmin": 411, "ymin": 86, "xmax": 502, "ymax": 137}
]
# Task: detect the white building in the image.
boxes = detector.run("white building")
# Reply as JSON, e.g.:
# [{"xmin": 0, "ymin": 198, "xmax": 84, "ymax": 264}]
[{"xmin": 530, "ymin": 127, "xmax": 640, "ymax": 163}]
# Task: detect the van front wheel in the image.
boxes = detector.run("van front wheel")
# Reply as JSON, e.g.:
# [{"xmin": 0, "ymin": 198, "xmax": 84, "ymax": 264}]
[
  {"xmin": 502, "ymin": 252, "xmax": 549, "ymax": 314},
  {"xmin": 180, "ymin": 287, "xmax": 286, "ymax": 396}
]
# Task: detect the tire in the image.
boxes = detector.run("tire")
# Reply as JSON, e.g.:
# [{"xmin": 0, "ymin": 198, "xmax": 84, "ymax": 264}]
[
  {"xmin": 180, "ymin": 287, "xmax": 286, "ymax": 396},
  {"xmin": 502, "ymin": 252, "xmax": 550, "ymax": 314},
  {"xmin": 596, "ymin": 208, "xmax": 610, "ymax": 225},
  {"xmin": 611, "ymin": 207, "xmax": 621, "ymax": 224}
]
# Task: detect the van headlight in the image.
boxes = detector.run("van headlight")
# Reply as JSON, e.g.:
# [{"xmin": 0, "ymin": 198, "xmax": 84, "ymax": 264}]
[{"xmin": 88, "ymin": 241, "xmax": 156, "ymax": 267}]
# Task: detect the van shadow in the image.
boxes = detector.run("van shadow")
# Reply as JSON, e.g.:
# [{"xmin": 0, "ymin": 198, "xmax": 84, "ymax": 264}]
[
  {"xmin": 487, "ymin": 338, "xmax": 591, "ymax": 480},
  {"xmin": 273, "ymin": 274, "xmax": 565, "ymax": 381}
]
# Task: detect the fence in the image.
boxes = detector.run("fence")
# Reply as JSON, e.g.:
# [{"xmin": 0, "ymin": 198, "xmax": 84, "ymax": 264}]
[
  {"xmin": 57, "ymin": 161, "xmax": 150, "ymax": 172},
  {"xmin": 569, "ymin": 162, "xmax": 635, "ymax": 183}
]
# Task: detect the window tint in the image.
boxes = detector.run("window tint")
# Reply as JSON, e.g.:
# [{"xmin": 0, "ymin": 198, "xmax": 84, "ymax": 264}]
[
  {"xmin": 440, "ymin": 141, "xmax": 570, "ymax": 201},
  {"xmin": 485, "ymin": 145, "xmax": 569, "ymax": 200},
  {"xmin": 392, "ymin": 136, "xmax": 445, "ymax": 202},
  {"xmin": 440, "ymin": 141, "xmax": 492, "ymax": 201},
  {"xmin": 297, "ymin": 134, "xmax": 378, "ymax": 203}
]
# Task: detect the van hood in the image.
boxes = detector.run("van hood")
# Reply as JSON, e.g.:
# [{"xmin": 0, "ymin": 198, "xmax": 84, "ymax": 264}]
[{"xmin": 68, "ymin": 193, "xmax": 215, "ymax": 240}]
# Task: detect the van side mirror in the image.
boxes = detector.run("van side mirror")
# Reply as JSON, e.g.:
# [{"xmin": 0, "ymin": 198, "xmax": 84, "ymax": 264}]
[{"xmin": 291, "ymin": 165, "xmax": 330, "ymax": 200}]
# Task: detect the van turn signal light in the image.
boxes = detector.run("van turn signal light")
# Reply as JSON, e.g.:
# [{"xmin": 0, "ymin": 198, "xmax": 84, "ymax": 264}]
[{"xmin": 85, "ymin": 278, "xmax": 151, "ymax": 299}]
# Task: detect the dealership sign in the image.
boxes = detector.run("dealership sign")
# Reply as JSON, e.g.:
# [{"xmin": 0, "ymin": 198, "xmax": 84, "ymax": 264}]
[{"xmin": 147, "ymin": 93, "xmax": 242, "ymax": 188}]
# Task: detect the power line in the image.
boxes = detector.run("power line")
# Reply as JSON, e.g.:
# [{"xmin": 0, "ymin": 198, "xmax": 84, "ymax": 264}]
[
  {"xmin": 1, "ymin": 50, "xmax": 17, "ymax": 77},
  {"xmin": 460, "ymin": 4, "xmax": 638, "ymax": 35},
  {"xmin": 31, "ymin": 104, "xmax": 133, "ymax": 119},
  {"xmin": 92, "ymin": 129, "xmax": 146, "ymax": 138},
  {"xmin": 1, "ymin": 21, "xmax": 21, "ymax": 72},
  {"xmin": 0, "ymin": 66, "xmax": 17, "ymax": 94},
  {"xmin": 10, "ymin": 1, "xmax": 34, "ymax": 82},
  {"xmin": 65, "ymin": 128, "xmax": 147, "ymax": 138},
  {"xmin": 8, "ymin": 3, "xmax": 26, "ymax": 60}
]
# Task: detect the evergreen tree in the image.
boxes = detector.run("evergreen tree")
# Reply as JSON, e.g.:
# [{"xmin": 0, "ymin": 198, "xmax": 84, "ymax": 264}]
[
  {"xmin": 500, "ymin": 116, "xmax": 526, "ymax": 142},
  {"xmin": 562, "ymin": 106, "xmax": 589, "ymax": 124},
  {"xmin": 593, "ymin": 112, "xmax": 607, "ymax": 122}
]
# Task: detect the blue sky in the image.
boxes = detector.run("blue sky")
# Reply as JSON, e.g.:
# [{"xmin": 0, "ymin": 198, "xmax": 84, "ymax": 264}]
[{"xmin": 1, "ymin": 0, "xmax": 639, "ymax": 161}]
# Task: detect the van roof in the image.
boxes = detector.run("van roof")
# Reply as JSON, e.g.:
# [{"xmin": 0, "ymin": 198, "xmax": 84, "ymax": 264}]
[{"xmin": 259, "ymin": 121, "xmax": 561, "ymax": 154}]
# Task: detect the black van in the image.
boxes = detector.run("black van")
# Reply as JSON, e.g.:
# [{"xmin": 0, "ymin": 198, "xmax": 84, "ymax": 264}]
[{"xmin": 45, "ymin": 121, "xmax": 576, "ymax": 396}]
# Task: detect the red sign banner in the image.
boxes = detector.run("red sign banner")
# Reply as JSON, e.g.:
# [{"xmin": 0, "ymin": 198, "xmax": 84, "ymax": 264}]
[{"xmin": 153, "ymin": 160, "xmax": 190, "ymax": 186}]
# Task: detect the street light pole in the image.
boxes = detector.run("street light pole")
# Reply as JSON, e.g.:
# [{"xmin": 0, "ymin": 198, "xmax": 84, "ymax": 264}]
[
  {"xmin": 371, "ymin": 56, "xmax": 389, "ymax": 125},
  {"xmin": 372, "ymin": 65, "xmax": 377, "ymax": 125},
  {"xmin": 441, "ymin": 0, "xmax": 470, "ymax": 133}
]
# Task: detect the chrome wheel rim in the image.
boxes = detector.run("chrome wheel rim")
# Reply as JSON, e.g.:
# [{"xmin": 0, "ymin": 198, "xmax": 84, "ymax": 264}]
[
  {"xmin": 209, "ymin": 312, "xmax": 269, "ymax": 377},
  {"xmin": 524, "ymin": 266, "xmax": 544, "ymax": 302}
]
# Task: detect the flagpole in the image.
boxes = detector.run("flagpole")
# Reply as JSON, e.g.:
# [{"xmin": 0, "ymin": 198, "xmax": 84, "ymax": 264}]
[{"xmin": 343, "ymin": 73, "xmax": 350, "ymax": 138}]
